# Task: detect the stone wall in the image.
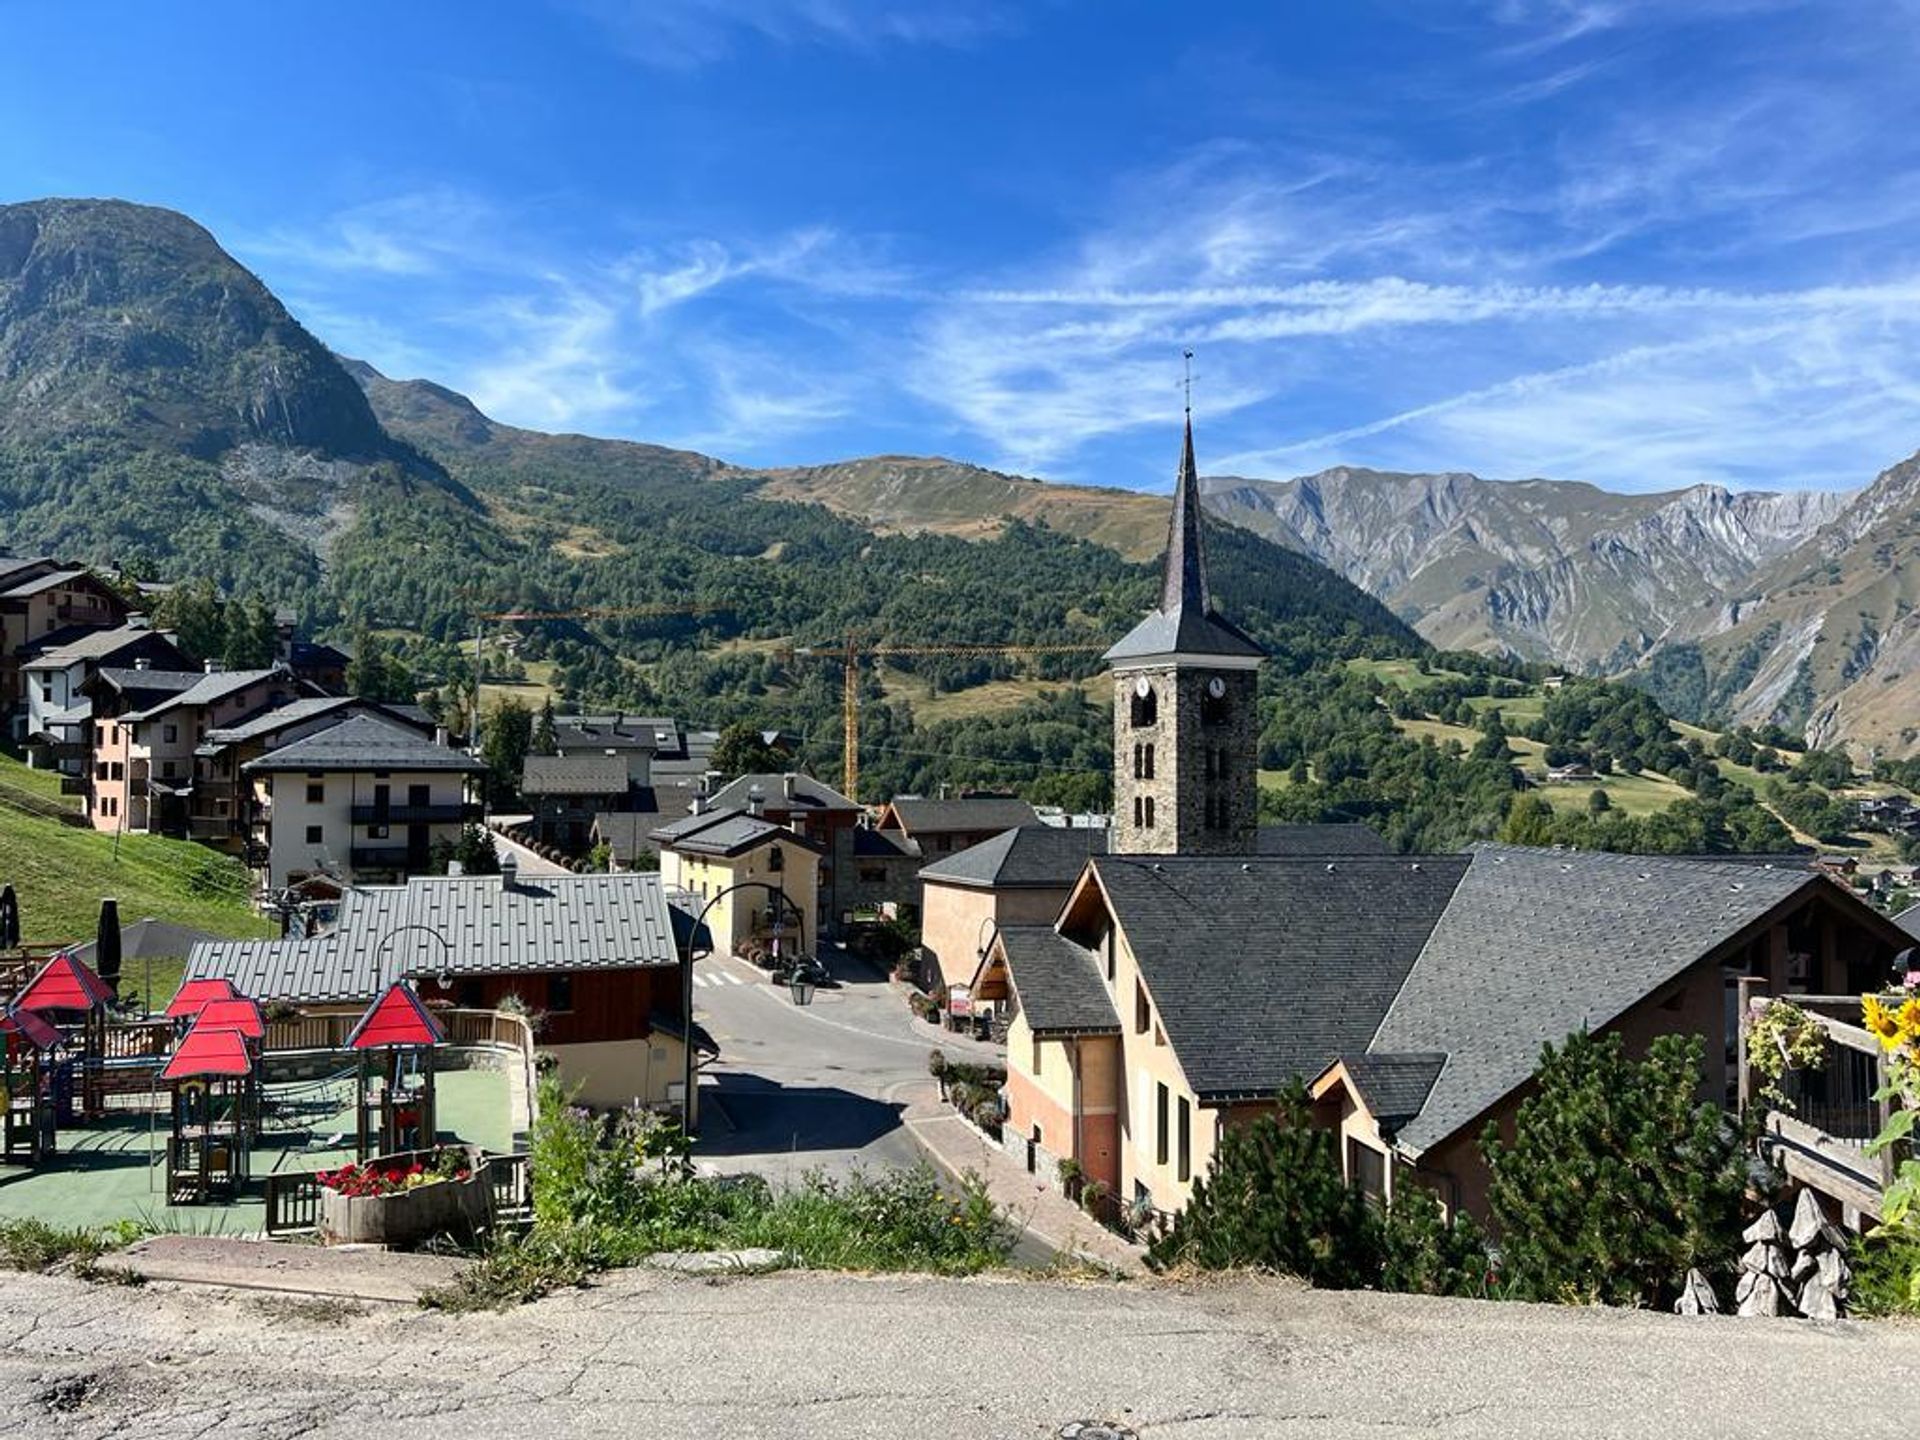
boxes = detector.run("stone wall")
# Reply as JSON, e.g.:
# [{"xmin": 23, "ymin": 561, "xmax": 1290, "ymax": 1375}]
[{"xmin": 1111, "ymin": 664, "xmax": 1258, "ymax": 856}]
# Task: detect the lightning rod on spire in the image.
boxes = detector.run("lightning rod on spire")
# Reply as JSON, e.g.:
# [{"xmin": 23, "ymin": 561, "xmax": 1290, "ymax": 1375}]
[{"xmin": 1182, "ymin": 348, "xmax": 1195, "ymax": 418}]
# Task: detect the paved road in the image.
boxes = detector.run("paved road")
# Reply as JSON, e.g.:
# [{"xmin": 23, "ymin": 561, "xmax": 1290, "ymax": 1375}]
[
  {"xmin": 692, "ymin": 944, "xmax": 1003, "ymax": 1188},
  {"xmin": 484, "ymin": 826, "xmax": 573, "ymax": 878},
  {"xmin": 6, "ymin": 1265, "xmax": 1919, "ymax": 1438}
]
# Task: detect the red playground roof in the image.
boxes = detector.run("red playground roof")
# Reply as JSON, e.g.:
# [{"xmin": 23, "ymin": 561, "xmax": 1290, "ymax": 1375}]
[
  {"xmin": 161, "ymin": 1020, "xmax": 255, "ymax": 1081},
  {"xmin": 346, "ymin": 983, "xmax": 446, "ymax": 1050},
  {"xmin": 0, "ymin": 1004, "xmax": 61, "ymax": 1050},
  {"xmin": 193, "ymin": 996, "xmax": 265, "ymax": 1040},
  {"xmin": 16, "ymin": 952, "xmax": 114, "ymax": 1014},
  {"xmin": 165, "ymin": 978, "xmax": 238, "ymax": 1020}
]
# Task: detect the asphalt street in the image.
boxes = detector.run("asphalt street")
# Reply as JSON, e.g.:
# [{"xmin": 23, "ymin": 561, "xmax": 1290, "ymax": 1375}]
[
  {"xmin": 6, "ymin": 1265, "xmax": 1920, "ymax": 1438},
  {"xmin": 692, "ymin": 942, "xmax": 1003, "ymax": 1188}
]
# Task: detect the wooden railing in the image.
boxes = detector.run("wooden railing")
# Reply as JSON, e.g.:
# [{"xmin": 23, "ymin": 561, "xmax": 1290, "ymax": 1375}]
[
  {"xmin": 1740, "ymin": 984, "xmax": 1906, "ymax": 1219},
  {"xmin": 264, "ymin": 1170, "xmax": 323, "ymax": 1236}
]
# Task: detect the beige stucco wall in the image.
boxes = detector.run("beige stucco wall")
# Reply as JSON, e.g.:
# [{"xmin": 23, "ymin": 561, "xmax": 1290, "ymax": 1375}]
[
  {"xmin": 663, "ymin": 842, "xmax": 821, "ymax": 957},
  {"xmin": 256, "ymin": 769, "xmax": 471, "ymax": 887},
  {"xmin": 920, "ymin": 881, "xmax": 1072, "ymax": 994},
  {"xmin": 550, "ymin": 1034, "xmax": 691, "ymax": 1116}
]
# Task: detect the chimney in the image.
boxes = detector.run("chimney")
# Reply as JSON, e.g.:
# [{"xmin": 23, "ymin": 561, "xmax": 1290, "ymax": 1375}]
[
  {"xmin": 747, "ymin": 784, "xmax": 765, "ymax": 818},
  {"xmin": 434, "ymin": 726, "xmax": 449, "ymax": 748},
  {"xmin": 447, "ymin": 859, "xmax": 465, "ymax": 878},
  {"xmin": 691, "ymin": 796, "xmax": 707, "ymax": 816},
  {"xmin": 500, "ymin": 851, "xmax": 519, "ymax": 891},
  {"xmin": 203, "ymin": 659, "xmax": 220, "ymax": 674},
  {"xmin": 783, "ymin": 773, "xmax": 796, "ymax": 801},
  {"xmin": 133, "ymin": 657, "xmax": 151, "ymax": 671}
]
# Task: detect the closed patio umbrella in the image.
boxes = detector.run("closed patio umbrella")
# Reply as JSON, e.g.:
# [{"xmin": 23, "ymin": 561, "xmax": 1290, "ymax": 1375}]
[
  {"xmin": 95, "ymin": 898, "xmax": 121, "ymax": 999},
  {"xmin": 0, "ymin": 884, "xmax": 18, "ymax": 951}
]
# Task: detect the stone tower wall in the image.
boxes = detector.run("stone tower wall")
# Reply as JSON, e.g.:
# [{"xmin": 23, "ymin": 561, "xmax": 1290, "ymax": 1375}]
[{"xmin": 1111, "ymin": 664, "xmax": 1258, "ymax": 855}]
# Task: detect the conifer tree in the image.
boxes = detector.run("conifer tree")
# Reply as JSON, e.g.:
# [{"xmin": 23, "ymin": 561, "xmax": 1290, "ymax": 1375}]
[{"xmin": 1482, "ymin": 1030, "xmax": 1746, "ymax": 1307}]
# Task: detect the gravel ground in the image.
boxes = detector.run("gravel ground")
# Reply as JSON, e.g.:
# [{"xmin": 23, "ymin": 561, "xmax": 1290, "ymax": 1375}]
[{"xmin": 3, "ymin": 1266, "xmax": 1919, "ymax": 1438}]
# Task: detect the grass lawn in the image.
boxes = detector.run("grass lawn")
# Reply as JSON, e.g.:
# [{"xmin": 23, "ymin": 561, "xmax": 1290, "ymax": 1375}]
[
  {"xmin": 0, "ymin": 754, "xmax": 77, "ymax": 810},
  {"xmin": 1536, "ymin": 770, "xmax": 1690, "ymax": 817},
  {"xmin": 880, "ymin": 667, "xmax": 1094, "ymax": 725},
  {"xmin": 1348, "ymin": 658, "xmax": 1470, "ymax": 691},
  {"xmin": 0, "ymin": 805, "xmax": 272, "ymax": 947}
]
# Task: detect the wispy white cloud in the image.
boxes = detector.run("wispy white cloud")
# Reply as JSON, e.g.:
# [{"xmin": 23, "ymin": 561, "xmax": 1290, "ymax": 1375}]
[{"xmin": 559, "ymin": 0, "xmax": 1019, "ymax": 69}]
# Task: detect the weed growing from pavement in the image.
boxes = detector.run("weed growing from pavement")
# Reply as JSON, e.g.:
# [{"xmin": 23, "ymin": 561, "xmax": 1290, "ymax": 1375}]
[{"xmin": 0, "ymin": 1218, "xmax": 143, "ymax": 1275}]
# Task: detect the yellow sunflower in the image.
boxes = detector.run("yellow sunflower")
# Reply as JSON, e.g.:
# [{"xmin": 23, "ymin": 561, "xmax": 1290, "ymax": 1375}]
[
  {"xmin": 1898, "ymin": 998, "xmax": 1920, "ymax": 1048},
  {"xmin": 1863, "ymin": 993, "xmax": 1902, "ymax": 1050}
]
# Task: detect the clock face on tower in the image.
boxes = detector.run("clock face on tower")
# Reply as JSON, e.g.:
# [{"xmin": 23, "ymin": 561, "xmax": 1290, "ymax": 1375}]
[
  {"xmin": 1134, "ymin": 676, "xmax": 1152, "ymax": 699},
  {"xmin": 1207, "ymin": 677, "xmax": 1226, "ymax": 699}
]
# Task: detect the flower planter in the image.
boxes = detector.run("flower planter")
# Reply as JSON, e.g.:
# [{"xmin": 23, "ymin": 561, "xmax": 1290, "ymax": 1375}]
[{"xmin": 319, "ymin": 1148, "xmax": 493, "ymax": 1248}]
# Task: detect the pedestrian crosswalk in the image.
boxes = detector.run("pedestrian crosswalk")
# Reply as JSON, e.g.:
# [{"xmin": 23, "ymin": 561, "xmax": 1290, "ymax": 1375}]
[{"xmin": 692, "ymin": 970, "xmax": 750, "ymax": 988}]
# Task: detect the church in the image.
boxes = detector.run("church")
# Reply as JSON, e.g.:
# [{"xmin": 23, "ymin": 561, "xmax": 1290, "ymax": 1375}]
[{"xmin": 981, "ymin": 412, "xmax": 1912, "ymax": 1228}]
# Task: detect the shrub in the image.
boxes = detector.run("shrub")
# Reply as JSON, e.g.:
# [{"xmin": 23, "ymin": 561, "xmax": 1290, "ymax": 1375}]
[
  {"xmin": 1482, "ymin": 1031, "xmax": 1748, "ymax": 1308},
  {"xmin": 1849, "ymin": 1230, "xmax": 1920, "ymax": 1317},
  {"xmin": 1148, "ymin": 1081, "xmax": 1381, "ymax": 1288},
  {"xmin": 1378, "ymin": 1186, "xmax": 1487, "ymax": 1297}
]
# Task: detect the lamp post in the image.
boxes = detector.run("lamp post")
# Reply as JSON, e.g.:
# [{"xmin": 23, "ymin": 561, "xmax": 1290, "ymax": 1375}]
[{"xmin": 680, "ymin": 880, "xmax": 808, "ymax": 1128}]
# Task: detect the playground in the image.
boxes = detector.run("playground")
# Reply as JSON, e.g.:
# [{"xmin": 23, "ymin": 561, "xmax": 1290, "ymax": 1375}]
[{"xmin": 0, "ymin": 1065, "xmax": 514, "ymax": 1229}]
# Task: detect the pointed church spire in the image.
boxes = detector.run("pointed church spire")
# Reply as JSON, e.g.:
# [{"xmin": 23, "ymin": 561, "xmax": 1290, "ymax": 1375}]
[{"xmin": 1162, "ymin": 411, "xmax": 1211, "ymax": 616}]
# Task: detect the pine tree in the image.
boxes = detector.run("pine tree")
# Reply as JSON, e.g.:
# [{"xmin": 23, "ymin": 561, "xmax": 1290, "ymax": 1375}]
[
  {"xmin": 532, "ymin": 698, "xmax": 559, "ymax": 757},
  {"xmin": 1482, "ymin": 1030, "xmax": 1747, "ymax": 1307},
  {"xmin": 1148, "ymin": 1082, "xmax": 1381, "ymax": 1287}
]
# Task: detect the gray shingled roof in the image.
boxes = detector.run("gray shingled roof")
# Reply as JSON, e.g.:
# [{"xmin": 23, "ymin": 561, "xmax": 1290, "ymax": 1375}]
[
  {"xmin": 553, "ymin": 716, "xmax": 667, "ymax": 753},
  {"xmin": 1103, "ymin": 418, "xmax": 1266, "ymax": 665},
  {"xmin": 1337, "ymin": 1054, "xmax": 1446, "ymax": 1132},
  {"xmin": 1086, "ymin": 854, "xmax": 1469, "ymax": 1101},
  {"xmin": 882, "ymin": 796, "xmax": 1038, "ymax": 836},
  {"xmin": 523, "ymin": 752, "xmax": 631, "ymax": 796},
  {"xmin": 127, "ymin": 666, "xmax": 294, "ymax": 721},
  {"xmin": 1372, "ymin": 844, "xmax": 1821, "ymax": 1155},
  {"xmin": 652, "ymin": 805, "xmax": 822, "ymax": 858},
  {"xmin": 1255, "ymin": 824, "xmax": 1390, "ymax": 856},
  {"xmin": 200, "ymin": 696, "xmax": 361, "ymax": 749},
  {"xmin": 999, "ymin": 926, "xmax": 1120, "ymax": 1035},
  {"xmin": 707, "ymin": 772, "xmax": 859, "ymax": 815},
  {"xmin": 590, "ymin": 796, "xmax": 699, "ymax": 861},
  {"xmin": 245, "ymin": 715, "xmax": 484, "ymax": 774},
  {"xmin": 1897, "ymin": 903, "xmax": 1920, "ymax": 941},
  {"xmin": 0, "ymin": 567, "xmax": 87, "ymax": 599},
  {"xmin": 90, "ymin": 666, "xmax": 202, "ymax": 699},
  {"xmin": 186, "ymin": 871, "xmax": 686, "ymax": 1004},
  {"xmin": 852, "ymin": 827, "xmax": 920, "ymax": 860},
  {"xmin": 22, "ymin": 623, "xmax": 176, "ymax": 669},
  {"xmin": 920, "ymin": 824, "xmax": 1109, "ymax": 890}
]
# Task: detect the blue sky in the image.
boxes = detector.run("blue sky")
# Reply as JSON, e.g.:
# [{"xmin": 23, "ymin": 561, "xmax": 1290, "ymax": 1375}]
[{"xmin": 5, "ymin": 1, "xmax": 1920, "ymax": 494}]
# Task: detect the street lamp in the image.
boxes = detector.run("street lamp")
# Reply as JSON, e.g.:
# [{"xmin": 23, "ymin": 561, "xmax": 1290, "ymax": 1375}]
[{"xmin": 788, "ymin": 971, "xmax": 817, "ymax": 1006}]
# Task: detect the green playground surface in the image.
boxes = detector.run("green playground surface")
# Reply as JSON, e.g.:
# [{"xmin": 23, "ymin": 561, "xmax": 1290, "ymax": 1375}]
[{"xmin": 0, "ymin": 1066, "xmax": 512, "ymax": 1231}]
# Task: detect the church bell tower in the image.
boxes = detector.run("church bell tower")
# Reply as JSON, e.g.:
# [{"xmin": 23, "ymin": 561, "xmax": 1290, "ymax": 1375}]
[{"xmin": 1104, "ymin": 411, "xmax": 1265, "ymax": 856}]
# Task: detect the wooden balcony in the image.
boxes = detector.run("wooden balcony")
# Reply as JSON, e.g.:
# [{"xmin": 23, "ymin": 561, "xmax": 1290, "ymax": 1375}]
[{"xmin": 1740, "ymin": 985, "xmax": 1906, "ymax": 1220}]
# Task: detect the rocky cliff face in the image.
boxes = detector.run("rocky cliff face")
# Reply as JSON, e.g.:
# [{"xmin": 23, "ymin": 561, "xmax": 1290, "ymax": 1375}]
[
  {"xmin": 1204, "ymin": 468, "xmax": 1851, "ymax": 669},
  {"xmin": 0, "ymin": 199, "xmax": 389, "ymax": 459}
]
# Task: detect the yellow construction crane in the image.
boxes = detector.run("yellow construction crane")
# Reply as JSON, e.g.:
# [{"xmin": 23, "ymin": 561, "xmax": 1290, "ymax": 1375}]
[{"xmin": 787, "ymin": 637, "xmax": 1107, "ymax": 802}]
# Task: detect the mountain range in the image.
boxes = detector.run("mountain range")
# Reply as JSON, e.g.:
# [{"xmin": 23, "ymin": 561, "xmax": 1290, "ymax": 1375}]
[{"xmin": 2, "ymin": 197, "xmax": 1917, "ymax": 756}]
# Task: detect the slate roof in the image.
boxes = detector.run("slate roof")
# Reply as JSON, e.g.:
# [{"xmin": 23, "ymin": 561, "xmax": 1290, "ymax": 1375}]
[
  {"xmin": 200, "ymin": 696, "xmax": 363, "ymax": 750},
  {"xmin": 1896, "ymin": 903, "xmax": 1920, "ymax": 941},
  {"xmin": 590, "ymin": 795, "xmax": 700, "ymax": 862},
  {"xmin": 127, "ymin": 666, "xmax": 294, "ymax": 721},
  {"xmin": 920, "ymin": 824, "xmax": 1109, "ymax": 890},
  {"xmin": 1336, "ymin": 1054, "xmax": 1446, "ymax": 1132},
  {"xmin": 1371, "ymin": 844, "xmax": 1820, "ymax": 1154},
  {"xmin": 706, "ymin": 772, "xmax": 860, "ymax": 815},
  {"xmin": 88, "ymin": 666, "xmax": 203, "ymax": 702},
  {"xmin": 651, "ymin": 805, "xmax": 822, "ymax": 858},
  {"xmin": 1104, "ymin": 417, "xmax": 1266, "ymax": 665},
  {"xmin": 881, "ymin": 796, "xmax": 1038, "ymax": 836},
  {"xmin": 1254, "ymin": 824, "xmax": 1390, "ymax": 856},
  {"xmin": 553, "ymin": 716, "xmax": 667, "ymax": 753},
  {"xmin": 523, "ymin": 753, "xmax": 632, "ymax": 796},
  {"xmin": 1084, "ymin": 854, "xmax": 1469, "ymax": 1101},
  {"xmin": 22, "ymin": 623, "xmax": 176, "ymax": 669},
  {"xmin": 998, "ymin": 926, "xmax": 1119, "ymax": 1035},
  {"xmin": 244, "ymin": 715, "xmax": 484, "ymax": 774},
  {"xmin": 852, "ymin": 827, "xmax": 920, "ymax": 860},
  {"xmin": 0, "ymin": 567, "xmax": 88, "ymax": 599},
  {"xmin": 187, "ymin": 871, "xmax": 687, "ymax": 1005}
]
